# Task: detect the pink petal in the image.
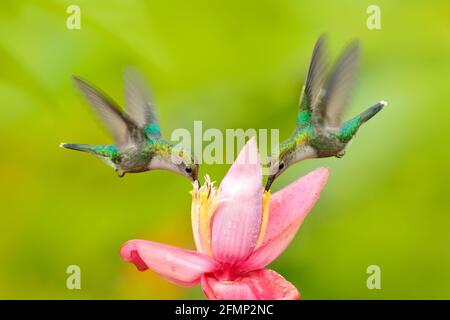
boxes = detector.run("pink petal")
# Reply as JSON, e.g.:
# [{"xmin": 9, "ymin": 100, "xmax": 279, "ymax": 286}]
[
  {"xmin": 201, "ymin": 269, "xmax": 300, "ymax": 300},
  {"xmin": 211, "ymin": 138, "xmax": 263, "ymax": 266},
  {"xmin": 240, "ymin": 168, "xmax": 329, "ymax": 271},
  {"xmin": 120, "ymin": 240, "xmax": 218, "ymax": 287}
]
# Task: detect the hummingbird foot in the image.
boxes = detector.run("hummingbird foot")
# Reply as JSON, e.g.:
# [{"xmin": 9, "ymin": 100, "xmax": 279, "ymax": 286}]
[
  {"xmin": 116, "ymin": 169, "xmax": 126, "ymax": 178},
  {"xmin": 335, "ymin": 151, "xmax": 345, "ymax": 158}
]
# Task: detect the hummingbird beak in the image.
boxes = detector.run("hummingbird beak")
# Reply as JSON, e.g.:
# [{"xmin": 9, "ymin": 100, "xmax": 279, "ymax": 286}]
[
  {"xmin": 191, "ymin": 164, "xmax": 200, "ymax": 186},
  {"xmin": 265, "ymin": 175, "xmax": 276, "ymax": 191},
  {"xmin": 191, "ymin": 171, "xmax": 200, "ymax": 186}
]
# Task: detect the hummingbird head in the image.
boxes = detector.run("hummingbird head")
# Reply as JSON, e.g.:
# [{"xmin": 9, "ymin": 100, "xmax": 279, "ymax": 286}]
[
  {"xmin": 167, "ymin": 146, "xmax": 199, "ymax": 182},
  {"xmin": 177, "ymin": 152, "xmax": 199, "ymax": 182},
  {"xmin": 181, "ymin": 160, "xmax": 199, "ymax": 182},
  {"xmin": 149, "ymin": 142, "xmax": 199, "ymax": 182},
  {"xmin": 265, "ymin": 143, "xmax": 293, "ymax": 191},
  {"xmin": 264, "ymin": 138, "xmax": 317, "ymax": 191}
]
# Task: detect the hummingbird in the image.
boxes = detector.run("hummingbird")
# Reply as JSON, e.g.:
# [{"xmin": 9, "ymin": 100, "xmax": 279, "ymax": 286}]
[
  {"xmin": 60, "ymin": 69, "xmax": 199, "ymax": 181},
  {"xmin": 265, "ymin": 36, "xmax": 387, "ymax": 190}
]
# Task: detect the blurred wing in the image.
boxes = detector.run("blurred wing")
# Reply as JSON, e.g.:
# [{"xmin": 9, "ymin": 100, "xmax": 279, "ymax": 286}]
[
  {"xmin": 315, "ymin": 40, "xmax": 360, "ymax": 128},
  {"xmin": 297, "ymin": 35, "xmax": 328, "ymax": 127},
  {"xmin": 73, "ymin": 76, "xmax": 142, "ymax": 148},
  {"xmin": 124, "ymin": 68, "xmax": 161, "ymax": 137}
]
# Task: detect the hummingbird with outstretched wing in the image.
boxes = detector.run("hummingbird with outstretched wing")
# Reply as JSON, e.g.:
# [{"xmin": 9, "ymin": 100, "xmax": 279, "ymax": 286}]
[
  {"xmin": 265, "ymin": 36, "xmax": 387, "ymax": 190},
  {"xmin": 60, "ymin": 69, "xmax": 198, "ymax": 181}
]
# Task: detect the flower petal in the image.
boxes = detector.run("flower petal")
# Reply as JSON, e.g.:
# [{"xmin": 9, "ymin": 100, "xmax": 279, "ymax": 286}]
[
  {"xmin": 240, "ymin": 167, "xmax": 329, "ymax": 271},
  {"xmin": 120, "ymin": 240, "xmax": 218, "ymax": 287},
  {"xmin": 201, "ymin": 269, "xmax": 300, "ymax": 300},
  {"xmin": 211, "ymin": 138, "xmax": 263, "ymax": 266}
]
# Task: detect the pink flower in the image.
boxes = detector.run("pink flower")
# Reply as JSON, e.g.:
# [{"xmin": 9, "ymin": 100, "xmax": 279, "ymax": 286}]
[{"xmin": 120, "ymin": 138, "xmax": 329, "ymax": 300}]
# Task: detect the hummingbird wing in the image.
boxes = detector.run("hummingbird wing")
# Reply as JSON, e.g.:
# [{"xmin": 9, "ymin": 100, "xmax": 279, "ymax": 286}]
[
  {"xmin": 315, "ymin": 40, "xmax": 360, "ymax": 129},
  {"xmin": 73, "ymin": 76, "xmax": 144, "ymax": 148},
  {"xmin": 124, "ymin": 68, "xmax": 162, "ymax": 138},
  {"xmin": 297, "ymin": 35, "xmax": 328, "ymax": 128}
]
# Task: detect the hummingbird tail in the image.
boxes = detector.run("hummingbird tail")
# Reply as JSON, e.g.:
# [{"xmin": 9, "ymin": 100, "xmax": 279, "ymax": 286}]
[
  {"xmin": 60, "ymin": 143, "xmax": 95, "ymax": 153},
  {"xmin": 59, "ymin": 143, "xmax": 119, "ymax": 158},
  {"xmin": 338, "ymin": 100, "xmax": 387, "ymax": 143},
  {"xmin": 359, "ymin": 100, "xmax": 387, "ymax": 123}
]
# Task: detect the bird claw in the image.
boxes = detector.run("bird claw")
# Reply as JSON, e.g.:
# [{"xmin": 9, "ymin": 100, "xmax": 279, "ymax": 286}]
[
  {"xmin": 116, "ymin": 169, "xmax": 125, "ymax": 178},
  {"xmin": 335, "ymin": 151, "xmax": 345, "ymax": 158}
]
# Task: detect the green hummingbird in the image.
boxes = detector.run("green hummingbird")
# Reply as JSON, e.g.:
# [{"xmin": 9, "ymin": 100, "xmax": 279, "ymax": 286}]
[
  {"xmin": 265, "ymin": 36, "xmax": 387, "ymax": 190},
  {"xmin": 60, "ymin": 69, "xmax": 199, "ymax": 181}
]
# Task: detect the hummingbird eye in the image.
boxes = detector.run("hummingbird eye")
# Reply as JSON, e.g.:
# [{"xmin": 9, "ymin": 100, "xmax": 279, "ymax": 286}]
[
  {"xmin": 185, "ymin": 167, "xmax": 192, "ymax": 174},
  {"xmin": 278, "ymin": 162, "xmax": 285, "ymax": 170}
]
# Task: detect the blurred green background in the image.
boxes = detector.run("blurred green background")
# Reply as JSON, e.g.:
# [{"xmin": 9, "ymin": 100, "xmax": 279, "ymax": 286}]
[{"xmin": 0, "ymin": 0, "xmax": 449, "ymax": 299}]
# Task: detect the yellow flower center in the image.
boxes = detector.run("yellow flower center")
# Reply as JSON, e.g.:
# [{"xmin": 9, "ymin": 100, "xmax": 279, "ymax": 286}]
[
  {"xmin": 256, "ymin": 190, "xmax": 271, "ymax": 248},
  {"xmin": 191, "ymin": 175, "xmax": 219, "ymax": 256},
  {"xmin": 191, "ymin": 176, "xmax": 271, "ymax": 257}
]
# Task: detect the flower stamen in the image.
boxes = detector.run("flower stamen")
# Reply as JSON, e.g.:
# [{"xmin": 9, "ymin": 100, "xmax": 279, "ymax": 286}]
[
  {"xmin": 255, "ymin": 190, "xmax": 271, "ymax": 248},
  {"xmin": 191, "ymin": 175, "xmax": 219, "ymax": 256}
]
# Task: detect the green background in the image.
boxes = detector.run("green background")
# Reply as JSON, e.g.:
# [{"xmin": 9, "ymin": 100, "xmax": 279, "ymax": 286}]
[{"xmin": 0, "ymin": 0, "xmax": 449, "ymax": 299}]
